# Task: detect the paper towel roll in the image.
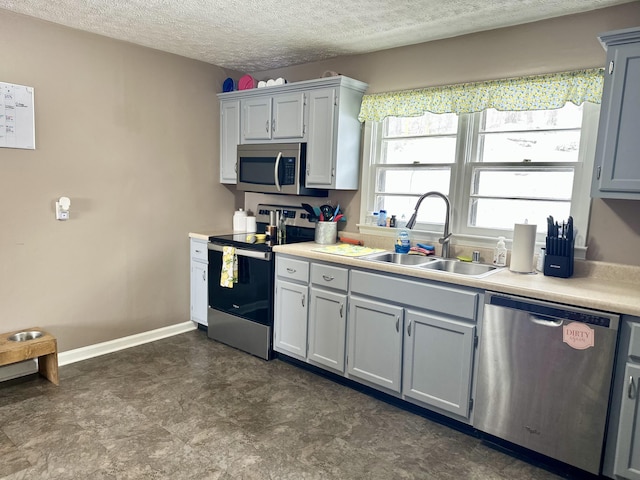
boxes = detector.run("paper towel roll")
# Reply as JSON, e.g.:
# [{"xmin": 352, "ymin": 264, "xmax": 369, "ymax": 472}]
[
  {"xmin": 245, "ymin": 216, "xmax": 257, "ymax": 233},
  {"xmin": 510, "ymin": 223, "xmax": 537, "ymax": 273}
]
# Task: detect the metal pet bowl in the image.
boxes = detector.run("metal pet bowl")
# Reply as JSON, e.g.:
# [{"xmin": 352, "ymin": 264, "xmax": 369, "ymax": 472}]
[{"xmin": 8, "ymin": 331, "xmax": 44, "ymax": 342}]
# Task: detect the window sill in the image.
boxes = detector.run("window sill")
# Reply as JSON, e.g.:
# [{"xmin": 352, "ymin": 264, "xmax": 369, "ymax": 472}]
[{"xmin": 357, "ymin": 224, "xmax": 587, "ymax": 260}]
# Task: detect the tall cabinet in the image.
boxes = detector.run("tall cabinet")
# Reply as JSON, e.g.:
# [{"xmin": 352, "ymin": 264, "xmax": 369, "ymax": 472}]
[
  {"xmin": 592, "ymin": 27, "xmax": 640, "ymax": 199},
  {"xmin": 217, "ymin": 76, "xmax": 367, "ymax": 189}
]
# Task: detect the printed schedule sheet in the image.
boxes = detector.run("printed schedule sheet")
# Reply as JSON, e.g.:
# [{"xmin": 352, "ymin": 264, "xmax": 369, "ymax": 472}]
[{"xmin": 0, "ymin": 82, "xmax": 35, "ymax": 150}]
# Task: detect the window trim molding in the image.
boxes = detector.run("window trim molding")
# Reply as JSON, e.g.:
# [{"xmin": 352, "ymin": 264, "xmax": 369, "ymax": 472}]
[{"xmin": 358, "ymin": 103, "xmax": 600, "ymax": 259}]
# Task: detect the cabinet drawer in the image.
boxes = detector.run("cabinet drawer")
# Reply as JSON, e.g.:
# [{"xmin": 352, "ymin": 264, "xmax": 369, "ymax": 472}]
[
  {"xmin": 629, "ymin": 323, "xmax": 640, "ymax": 358},
  {"xmin": 350, "ymin": 270, "xmax": 480, "ymax": 321},
  {"xmin": 277, "ymin": 256, "xmax": 309, "ymax": 283},
  {"xmin": 311, "ymin": 263, "xmax": 348, "ymax": 292},
  {"xmin": 190, "ymin": 239, "xmax": 208, "ymax": 262}
]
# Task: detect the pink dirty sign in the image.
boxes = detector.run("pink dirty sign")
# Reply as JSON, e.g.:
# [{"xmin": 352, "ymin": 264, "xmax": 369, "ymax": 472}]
[{"xmin": 563, "ymin": 322, "xmax": 595, "ymax": 350}]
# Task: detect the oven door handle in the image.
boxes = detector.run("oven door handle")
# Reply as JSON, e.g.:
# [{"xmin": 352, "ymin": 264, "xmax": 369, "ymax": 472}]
[{"xmin": 208, "ymin": 243, "xmax": 272, "ymax": 261}]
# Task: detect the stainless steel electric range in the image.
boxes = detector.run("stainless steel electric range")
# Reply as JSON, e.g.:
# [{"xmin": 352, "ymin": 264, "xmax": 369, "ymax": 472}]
[{"xmin": 207, "ymin": 204, "xmax": 316, "ymax": 360}]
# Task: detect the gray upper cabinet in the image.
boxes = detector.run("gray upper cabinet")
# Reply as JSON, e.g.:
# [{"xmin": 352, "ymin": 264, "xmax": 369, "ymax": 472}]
[
  {"xmin": 592, "ymin": 27, "xmax": 640, "ymax": 199},
  {"xmin": 242, "ymin": 92, "xmax": 306, "ymax": 142},
  {"xmin": 219, "ymin": 99, "xmax": 240, "ymax": 184},
  {"xmin": 218, "ymin": 76, "xmax": 367, "ymax": 188}
]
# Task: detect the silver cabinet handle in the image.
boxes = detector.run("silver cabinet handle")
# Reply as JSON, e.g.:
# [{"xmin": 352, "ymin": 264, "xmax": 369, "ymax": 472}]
[
  {"xmin": 322, "ymin": 275, "xmax": 334, "ymax": 282},
  {"xmin": 286, "ymin": 267, "xmax": 296, "ymax": 274},
  {"xmin": 629, "ymin": 375, "xmax": 636, "ymax": 400},
  {"xmin": 265, "ymin": 120, "xmax": 269, "ymax": 133},
  {"xmin": 395, "ymin": 316, "xmax": 400, "ymax": 332},
  {"xmin": 234, "ymin": 163, "xmax": 237, "ymax": 173},
  {"xmin": 202, "ymin": 270, "xmax": 206, "ymax": 281},
  {"xmin": 272, "ymin": 118, "xmax": 276, "ymax": 133},
  {"xmin": 407, "ymin": 320, "xmax": 412, "ymax": 337},
  {"xmin": 195, "ymin": 249, "xmax": 202, "ymax": 254},
  {"xmin": 609, "ymin": 60, "xmax": 614, "ymax": 75},
  {"xmin": 339, "ymin": 303, "xmax": 344, "ymax": 318},
  {"xmin": 301, "ymin": 294, "xmax": 305, "ymax": 308}
]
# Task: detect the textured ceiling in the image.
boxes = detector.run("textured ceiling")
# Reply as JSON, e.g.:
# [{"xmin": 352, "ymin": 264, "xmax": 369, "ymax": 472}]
[{"xmin": 0, "ymin": 0, "xmax": 634, "ymax": 71}]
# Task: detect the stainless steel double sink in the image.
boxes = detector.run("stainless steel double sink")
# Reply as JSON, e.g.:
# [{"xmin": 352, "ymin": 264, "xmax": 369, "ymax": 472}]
[{"xmin": 360, "ymin": 251, "xmax": 502, "ymax": 278}]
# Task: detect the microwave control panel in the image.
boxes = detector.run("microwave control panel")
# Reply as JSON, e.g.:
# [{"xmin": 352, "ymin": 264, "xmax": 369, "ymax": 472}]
[{"xmin": 281, "ymin": 157, "xmax": 296, "ymax": 185}]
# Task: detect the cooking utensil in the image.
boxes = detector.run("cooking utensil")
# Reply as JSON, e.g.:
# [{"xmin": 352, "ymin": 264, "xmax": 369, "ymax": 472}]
[
  {"xmin": 333, "ymin": 214, "xmax": 344, "ymax": 222},
  {"xmin": 301, "ymin": 203, "xmax": 318, "ymax": 221},
  {"xmin": 320, "ymin": 204, "xmax": 334, "ymax": 221}
]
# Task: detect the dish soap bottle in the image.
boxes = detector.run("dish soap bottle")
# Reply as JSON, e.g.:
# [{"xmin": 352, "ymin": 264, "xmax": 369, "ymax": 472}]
[
  {"xmin": 395, "ymin": 229, "xmax": 410, "ymax": 254},
  {"xmin": 493, "ymin": 236, "xmax": 507, "ymax": 266}
]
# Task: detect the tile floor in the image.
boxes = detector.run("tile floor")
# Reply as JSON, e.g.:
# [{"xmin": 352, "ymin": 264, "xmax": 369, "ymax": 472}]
[{"xmin": 0, "ymin": 329, "xmax": 566, "ymax": 479}]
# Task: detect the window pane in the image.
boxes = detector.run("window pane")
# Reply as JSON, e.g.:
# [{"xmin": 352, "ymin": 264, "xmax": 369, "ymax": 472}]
[
  {"xmin": 382, "ymin": 137, "xmax": 457, "ymax": 164},
  {"xmin": 474, "ymin": 169, "xmax": 574, "ymax": 200},
  {"xmin": 479, "ymin": 130, "xmax": 581, "ymax": 163},
  {"xmin": 482, "ymin": 105, "xmax": 583, "ymax": 132},
  {"xmin": 385, "ymin": 112, "xmax": 458, "ymax": 137},
  {"xmin": 471, "ymin": 198, "xmax": 571, "ymax": 231},
  {"xmin": 377, "ymin": 168, "xmax": 450, "ymax": 195},
  {"xmin": 376, "ymin": 195, "xmax": 448, "ymax": 225}
]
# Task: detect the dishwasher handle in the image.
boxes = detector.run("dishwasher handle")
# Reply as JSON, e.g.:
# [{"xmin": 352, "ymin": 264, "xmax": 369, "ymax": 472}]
[{"xmin": 530, "ymin": 315, "xmax": 564, "ymax": 327}]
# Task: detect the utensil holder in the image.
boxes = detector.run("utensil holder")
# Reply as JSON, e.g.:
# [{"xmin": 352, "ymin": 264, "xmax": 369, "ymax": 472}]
[{"xmin": 315, "ymin": 221, "xmax": 337, "ymax": 245}]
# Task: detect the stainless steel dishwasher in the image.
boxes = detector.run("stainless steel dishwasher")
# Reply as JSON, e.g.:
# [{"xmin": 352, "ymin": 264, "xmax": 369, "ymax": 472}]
[{"xmin": 474, "ymin": 292, "xmax": 619, "ymax": 475}]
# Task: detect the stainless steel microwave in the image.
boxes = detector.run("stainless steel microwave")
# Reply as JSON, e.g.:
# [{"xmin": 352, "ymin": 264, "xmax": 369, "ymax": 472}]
[{"xmin": 236, "ymin": 143, "xmax": 327, "ymax": 197}]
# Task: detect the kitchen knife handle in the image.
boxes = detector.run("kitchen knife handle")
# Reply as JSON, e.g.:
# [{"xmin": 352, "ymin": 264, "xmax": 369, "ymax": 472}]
[{"xmin": 629, "ymin": 375, "xmax": 636, "ymax": 400}]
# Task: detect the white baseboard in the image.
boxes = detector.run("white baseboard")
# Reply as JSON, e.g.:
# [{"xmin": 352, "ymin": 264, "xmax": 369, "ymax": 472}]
[
  {"xmin": 59, "ymin": 321, "xmax": 197, "ymax": 366},
  {"xmin": 0, "ymin": 321, "xmax": 198, "ymax": 383}
]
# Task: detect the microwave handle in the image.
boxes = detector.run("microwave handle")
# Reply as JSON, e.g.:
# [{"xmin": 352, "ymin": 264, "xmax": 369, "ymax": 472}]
[{"xmin": 274, "ymin": 152, "xmax": 283, "ymax": 192}]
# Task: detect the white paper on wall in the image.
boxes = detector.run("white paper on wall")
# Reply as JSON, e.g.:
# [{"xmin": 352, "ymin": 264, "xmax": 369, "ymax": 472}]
[{"xmin": 0, "ymin": 82, "xmax": 35, "ymax": 150}]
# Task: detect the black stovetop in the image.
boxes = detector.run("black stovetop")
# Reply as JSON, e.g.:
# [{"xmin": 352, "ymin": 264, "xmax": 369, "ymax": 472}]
[{"xmin": 208, "ymin": 225, "xmax": 315, "ymax": 252}]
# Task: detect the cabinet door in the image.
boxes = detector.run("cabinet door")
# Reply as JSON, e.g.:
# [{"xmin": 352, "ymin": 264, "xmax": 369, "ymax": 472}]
[
  {"xmin": 274, "ymin": 279, "xmax": 308, "ymax": 360},
  {"xmin": 308, "ymin": 288, "xmax": 347, "ymax": 373},
  {"xmin": 306, "ymin": 87, "xmax": 337, "ymax": 188},
  {"xmin": 242, "ymin": 97, "xmax": 272, "ymax": 141},
  {"xmin": 593, "ymin": 42, "xmax": 640, "ymax": 197},
  {"xmin": 347, "ymin": 296, "xmax": 403, "ymax": 393},
  {"xmin": 190, "ymin": 261, "xmax": 208, "ymax": 325},
  {"xmin": 272, "ymin": 92, "xmax": 306, "ymax": 140},
  {"xmin": 220, "ymin": 99, "xmax": 240, "ymax": 184},
  {"xmin": 614, "ymin": 363, "xmax": 640, "ymax": 480},
  {"xmin": 403, "ymin": 310, "xmax": 475, "ymax": 418}
]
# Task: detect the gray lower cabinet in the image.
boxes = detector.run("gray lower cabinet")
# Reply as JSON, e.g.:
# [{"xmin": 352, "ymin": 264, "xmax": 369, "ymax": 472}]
[
  {"xmin": 189, "ymin": 238, "xmax": 208, "ymax": 326},
  {"xmin": 347, "ymin": 296, "xmax": 404, "ymax": 393},
  {"xmin": 615, "ymin": 362, "xmax": 640, "ymax": 479},
  {"xmin": 403, "ymin": 309, "xmax": 476, "ymax": 418},
  {"xmin": 592, "ymin": 27, "xmax": 640, "ymax": 199},
  {"xmin": 308, "ymin": 288, "xmax": 347, "ymax": 373},
  {"xmin": 273, "ymin": 254, "xmax": 481, "ymax": 423},
  {"xmin": 274, "ymin": 279, "xmax": 308, "ymax": 360},
  {"xmin": 606, "ymin": 320, "xmax": 640, "ymax": 480}
]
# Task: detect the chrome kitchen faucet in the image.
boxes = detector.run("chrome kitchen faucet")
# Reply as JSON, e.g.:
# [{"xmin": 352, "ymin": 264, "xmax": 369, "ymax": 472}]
[{"xmin": 406, "ymin": 191, "xmax": 452, "ymax": 258}]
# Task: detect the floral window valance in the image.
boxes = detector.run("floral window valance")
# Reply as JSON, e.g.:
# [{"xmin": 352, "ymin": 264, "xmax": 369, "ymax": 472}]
[{"xmin": 358, "ymin": 68, "xmax": 604, "ymax": 122}]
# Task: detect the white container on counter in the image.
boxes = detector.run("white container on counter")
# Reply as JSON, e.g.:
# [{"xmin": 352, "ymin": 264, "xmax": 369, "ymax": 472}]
[{"xmin": 233, "ymin": 209, "xmax": 247, "ymax": 232}]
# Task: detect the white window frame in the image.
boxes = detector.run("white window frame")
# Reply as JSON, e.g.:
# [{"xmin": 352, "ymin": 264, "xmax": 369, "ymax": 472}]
[{"xmin": 358, "ymin": 103, "xmax": 600, "ymax": 258}]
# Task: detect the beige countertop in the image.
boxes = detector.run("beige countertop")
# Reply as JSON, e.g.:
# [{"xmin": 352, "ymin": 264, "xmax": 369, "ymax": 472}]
[
  {"xmin": 189, "ymin": 230, "xmax": 228, "ymax": 241},
  {"xmin": 273, "ymin": 242, "xmax": 640, "ymax": 317}
]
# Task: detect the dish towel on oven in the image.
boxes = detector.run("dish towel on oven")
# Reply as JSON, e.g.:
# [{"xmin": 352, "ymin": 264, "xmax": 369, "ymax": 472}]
[{"xmin": 220, "ymin": 246, "xmax": 238, "ymax": 288}]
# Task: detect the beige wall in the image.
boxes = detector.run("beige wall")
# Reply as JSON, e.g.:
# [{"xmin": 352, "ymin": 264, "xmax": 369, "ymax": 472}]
[
  {"xmin": 253, "ymin": 3, "xmax": 640, "ymax": 265},
  {"xmin": 0, "ymin": 10, "xmax": 239, "ymax": 352}
]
